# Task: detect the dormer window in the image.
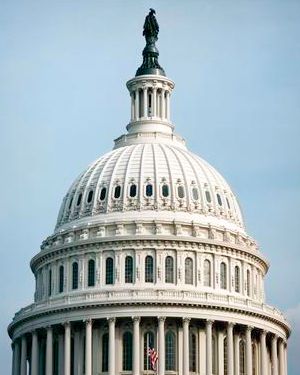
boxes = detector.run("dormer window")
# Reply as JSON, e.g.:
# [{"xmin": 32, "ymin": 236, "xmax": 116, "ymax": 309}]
[
  {"xmin": 205, "ymin": 191, "xmax": 211, "ymax": 203},
  {"xmin": 129, "ymin": 184, "xmax": 137, "ymax": 198},
  {"xmin": 146, "ymin": 183, "xmax": 153, "ymax": 197},
  {"xmin": 177, "ymin": 185, "xmax": 185, "ymax": 199},
  {"xmin": 192, "ymin": 187, "xmax": 199, "ymax": 201},
  {"xmin": 162, "ymin": 184, "xmax": 169, "ymax": 197},
  {"xmin": 87, "ymin": 190, "xmax": 94, "ymax": 203},
  {"xmin": 100, "ymin": 187, "xmax": 107, "ymax": 201},
  {"xmin": 114, "ymin": 185, "xmax": 121, "ymax": 199}
]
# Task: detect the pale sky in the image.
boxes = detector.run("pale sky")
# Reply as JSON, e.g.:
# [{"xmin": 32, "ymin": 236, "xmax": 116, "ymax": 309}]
[{"xmin": 1, "ymin": 1, "xmax": 299, "ymax": 373}]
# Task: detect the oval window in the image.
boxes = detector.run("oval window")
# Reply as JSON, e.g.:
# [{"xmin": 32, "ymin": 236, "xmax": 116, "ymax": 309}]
[
  {"xmin": 177, "ymin": 185, "xmax": 185, "ymax": 198},
  {"xmin": 100, "ymin": 187, "xmax": 107, "ymax": 201},
  {"xmin": 77, "ymin": 193, "xmax": 82, "ymax": 206},
  {"xmin": 217, "ymin": 193, "xmax": 222, "ymax": 206},
  {"xmin": 87, "ymin": 190, "xmax": 94, "ymax": 203},
  {"xmin": 129, "ymin": 184, "xmax": 137, "ymax": 198},
  {"xmin": 162, "ymin": 184, "xmax": 169, "ymax": 197},
  {"xmin": 205, "ymin": 191, "xmax": 211, "ymax": 203},
  {"xmin": 114, "ymin": 185, "xmax": 121, "ymax": 199},
  {"xmin": 226, "ymin": 197, "xmax": 231, "ymax": 209},
  {"xmin": 192, "ymin": 187, "xmax": 199, "ymax": 200},
  {"xmin": 146, "ymin": 184, "xmax": 153, "ymax": 197}
]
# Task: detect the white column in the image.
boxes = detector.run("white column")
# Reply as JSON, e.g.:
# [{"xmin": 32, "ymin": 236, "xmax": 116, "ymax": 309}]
[
  {"xmin": 132, "ymin": 317, "xmax": 140, "ymax": 375},
  {"xmin": 279, "ymin": 340, "xmax": 285, "ymax": 375},
  {"xmin": 85, "ymin": 319, "xmax": 92, "ymax": 375},
  {"xmin": 131, "ymin": 92, "xmax": 135, "ymax": 121},
  {"xmin": 271, "ymin": 335, "xmax": 278, "ymax": 375},
  {"xmin": 135, "ymin": 89, "xmax": 140, "ymax": 120},
  {"xmin": 108, "ymin": 317, "xmax": 116, "ymax": 375},
  {"xmin": 161, "ymin": 89, "xmax": 166, "ymax": 120},
  {"xmin": 234, "ymin": 333, "xmax": 240, "ymax": 375},
  {"xmin": 46, "ymin": 327, "xmax": 53, "ymax": 375},
  {"xmin": 158, "ymin": 317, "xmax": 166, "ymax": 375},
  {"xmin": 166, "ymin": 91, "xmax": 170, "ymax": 120},
  {"xmin": 260, "ymin": 330, "xmax": 267, "ymax": 375},
  {"xmin": 246, "ymin": 326, "xmax": 252, "ymax": 375},
  {"xmin": 183, "ymin": 318, "xmax": 190, "ymax": 375},
  {"xmin": 153, "ymin": 88, "xmax": 157, "ymax": 117},
  {"xmin": 64, "ymin": 322, "xmax": 71, "ymax": 375},
  {"xmin": 31, "ymin": 331, "xmax": 39, "ymax": 375},
  {"xmin": 206, "ymin": 320, "xmax": 213, "ymax": 375},
  {"xmin": 143, "ymin": 87, "xmax": 147, "ymax": 118},
  {"xmin": 12, "ymin": 340, "xmax": 20, "ymax": 375},
  {"xmin": 20, "ymin": 335, "xmax": 27, "ymax": 375},
  {"xmin": 217, "ymin": 330, "xmax": 224, "ymax": 375},
  {"xmin": 227, "ymin": 322, "xmax": 234, "ymax": 375},
  {"xmin": 284, "ymin": 344, "xmax": 288, "ymax": 375}
]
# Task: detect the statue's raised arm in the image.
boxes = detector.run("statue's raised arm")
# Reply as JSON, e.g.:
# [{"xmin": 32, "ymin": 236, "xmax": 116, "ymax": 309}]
[{"xmin": 143, "ymin": 8, "xmax": 159, "ymax": 42}]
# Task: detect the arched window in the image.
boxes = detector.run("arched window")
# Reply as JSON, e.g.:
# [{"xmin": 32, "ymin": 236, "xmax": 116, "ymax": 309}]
[
  {"xmin": 87, "ymin": 190, "xmax": 93, "ymax": 203},
  {"xmin": 220, "ymin": 262, "xmax": 227, "ymax": 289},
  {"xmin": 106, "ymin": 257, "xmax": 114, "ymax": 285},
  {"xmin": 165, "ymin": 256, "xmax": 174, "ymax": 283},
  {"xmin": 72, "ymin": 262, "xmax": 78, "ymax": 290},
  {"xmin": 144, "ymin": 331, "xmax": 155, "ymax": 370},
  {"xmin": 146, "ymin": 183, "xmax": 153, "ymax": 197},
  {"xmin": 100, "ymin": 187, "xmax": 107, "ymax": 201},
  {"xmin": 239, "ymin": 340, "xmax": 246, "ymax": 375},
  {"xmin": 224, "ymin": 337, "xmax": 228, "ymax": 375},
  {"xmin": 217, "ymin": 193, "xmax": 222, "ymax": 206},
  {"xmin": 102, "ymin": 333, "xmax": 109, "ymax": 372},
  {"xmin": 185, "ymin": 257, "xmax": 193, "ymax": 285},
  {"xmin": 59, "ymin": 265, "xmax": 64, "ymax": 293},
  {"xmin": 114, "ymin": 185, "xmax": 121, "ymax": 199},
  {"xmin": 129, "ymin": 184, "xmax": 137, "ymax": 198},
  {"xmin": 162, "ymin": 184, "xmax": 169, "ymax": 197},
  {"xmin": 205, "ymin": 190, "xmax": 212, "ymax": 203},
  {"xmin": 165, "ymin": 331, "xmax": 176, "ymax": 371},
  {"xmin": 125, "ymin": 256, "xmax": 133, "ymax": 283},
  {"xmin": 192, "ymin": 187, "xmax": 199, "ymax": 200},
  {"xmin": 177, "ymin": 185, "xmax": 185, "ymax": 198},
  {"xmin": 77, "ymin": 193, "xmax": 82, "ymax": 206},
  {"xmin": 88, "ymin": 259, "xmax": 95, "ymax": 287},
  {"xmin": 48, "ymin": 269, "xmax": 52, "ymax": 296},
  {"xmin": 246, "ymin": 270, "xmax": 251, "ymax": 296},
  {"xmin": 235, "ymin": 266, "xmax": 240, "ymax": 293},
  {"xmin": 189, "ymin": 333, "xmax": 196, "ymax": 372},
  {"xmin": 145, "ymin": 255, "xmax": 154, "ymax": 283},
  {"xmin": 122, "ymin": 332, "xmax": 133, "ymax": 371},
  {"xmin": 204, "ymin": 259, "xmax": 211, "ymax": 287}
]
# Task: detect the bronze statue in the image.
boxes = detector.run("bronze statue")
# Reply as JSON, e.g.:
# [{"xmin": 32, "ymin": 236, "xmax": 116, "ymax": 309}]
[{"xmin": 143, "ymin": 8, "xmax": 159, "ymax": 42}]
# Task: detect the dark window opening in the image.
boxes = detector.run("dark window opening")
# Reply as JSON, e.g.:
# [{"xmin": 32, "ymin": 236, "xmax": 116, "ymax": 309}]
[
  {"xmin": 129, "ymin": 184, "xmax": 137, "ymax": 198},
  {"xmin": 205, "ymin": 191, "xmax": 211, "ymax": 203},
  {"xmin": 77, "ymin": 193, "xmax": 82, "ymax": 206},
  {"xmin": 217, "ymin": 193, "xmax": 222, "ymax": 206},
  {"xmin": 177, "ymin": 185, "xmax": 185, "ymax": 198},
  {"xmin": 87, "ymin": 190, "xmax": 93, "ymax": 203},
  {"xmin": 146, "ymin": 184, "xmax": 153, "ymax": 197},
  {"xmin": 100, "ymin": 187, "xmax": 107, "ymax": 201},
  {"xmin": 162, "ymin": 184, "xmax": 169, "ymax": 197},
  {"xmin": 88, "ymin": 259, "xmax": 95, "ymax": 287},
  {"xmin": 114, "ymin": 185, "xmax": 121, "ymax": 199}
]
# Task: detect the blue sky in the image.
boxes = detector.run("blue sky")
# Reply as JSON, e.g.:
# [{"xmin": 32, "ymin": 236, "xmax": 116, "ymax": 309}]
[{"xmin": 1, "ymin": 1, "xmax": 299, "ymax": 373}]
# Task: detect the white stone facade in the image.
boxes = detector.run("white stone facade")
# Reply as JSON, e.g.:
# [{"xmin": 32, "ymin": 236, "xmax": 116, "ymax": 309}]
[{"xmin": 8, "ymin": 17, "xmax": 290, "ymax": 375}]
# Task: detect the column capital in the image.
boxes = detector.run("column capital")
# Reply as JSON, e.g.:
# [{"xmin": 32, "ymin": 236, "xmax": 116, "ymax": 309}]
[
  {"xmin": 206, "ymin": 319, "xmax": 214, "ymax": 326},
  {"xmin": 272, "ymin": 333, "xmax": 278, "ymax": 341},
  {"xmin": 46, "ymin": 325, "xmax": 53, "ymax": 332},
  {"xmin": 132, "ymin": 316, "xmax": 141, "ymax": 323},
  {"xmin": 182, "ymin": 317, "xmax": 191, "ymax": 324},
  {"xmin": 84, "ymin": 318, "xmax": 93, "ymax": 326},
  {"xmin": 227, "ymin": 321, "xmax": 235, "ymax": 329},
  {"xmin": 261, "ymin": 329, "xmax": 267, "ymax": 337},
  {"xmin": 107, "ymin": 317, "xmax": 116, "ymax": 324},
  {"xmin": 158, "ymin": 316, "xmax": 166, "ymax": 323},
  {"xmin": 246, "ymin": 325, "xmax": 253, "ymax": 332}
]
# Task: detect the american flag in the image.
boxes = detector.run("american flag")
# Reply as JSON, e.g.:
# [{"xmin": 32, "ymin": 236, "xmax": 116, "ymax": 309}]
[{"xmin": 148, "ymin": 347, "xmax": 158, "ymax": 371}]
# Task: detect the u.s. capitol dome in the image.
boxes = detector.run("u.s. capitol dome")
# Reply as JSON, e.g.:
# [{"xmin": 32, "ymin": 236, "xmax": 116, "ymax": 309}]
[{"xmin": 9, "ymin": 10, "xmax": 289, "ymax": 375}]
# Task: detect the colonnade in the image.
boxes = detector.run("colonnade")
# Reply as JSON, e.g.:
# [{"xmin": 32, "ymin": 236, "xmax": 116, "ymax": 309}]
[
  {"xmin": 130, "ymin": 87, "xmax": 171, "ymax": 121},
  {"xmin": 11, "ymin": 317, "xmax": 288, "ymax": 375}
]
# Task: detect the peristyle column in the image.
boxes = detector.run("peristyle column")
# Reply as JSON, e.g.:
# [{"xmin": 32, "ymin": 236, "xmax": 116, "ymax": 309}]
[
  {"xmin": 260, "ymin": 330, "xmax": 267, "ymax": 375},
  {"xmin": 20, "ymin": 335, "xmax": 27, "ymax": 375},
  {"xmin": 271, "ymin": 335, "xmax": 278, "ymax": 375},
  {"xmin": 108, "ymin": 317, "xmax": 116, "ymax": 375},
  {"xmin": 31, "ymin": 330, "xmax": 39, "ymax": 375},
  {"xmin": 161, "ymin": 89, "xmax": 165, "ymax": 120},
  {"xmin": 132, "ymin": 317, "xmax": 141, "ymax": 375},
  {"xmin": 234, "ymin": 333, "xmax": 240, "ymax": 375},
  {"xmin": 152, "ymin": 87, "xmax": 157, "ymax": 117},
  {"xmin": 246, "ymin": 326, "xmax": 253, "ymax": 375},
  {"xmin": 143, "ymin": 87, "xmax": 147, "ymax": 118},
  {"xmin": 227, "ymin": 322, "xmax": 234, "ymax": 375},
  {"xmin": 158, "ymin": 316, "xmax": 166, "ymax": 375},
  {"xmin": 64, "ymin": 322, "xmax": 71, "ymax": 375},
  {"xmin": 135, "ymin": 89, "xmax": 140, "ymax": 120},
  {"xmin": 183, "ymin": 317, "xmax": 190, "ymax": 375},
  {"xmin": 46, "ymin": 326, "xmax": 53, "ymax": 375},
  {"xmin": 279, "ymin": 340, "xmax": 285, "ymax": 375},
  {"xmin": 206, "ymin": 320, "xmax": 213, "ymax": 375},
  {"xmin": 85, "ymin": 319, "xmax": 92, "ymax": 375}
]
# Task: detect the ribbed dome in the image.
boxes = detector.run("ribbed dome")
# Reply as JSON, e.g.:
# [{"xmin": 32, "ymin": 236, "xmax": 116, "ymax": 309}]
[{"xmin": 55, "ymin": 142, "xmax": 244, "ymax": 233}]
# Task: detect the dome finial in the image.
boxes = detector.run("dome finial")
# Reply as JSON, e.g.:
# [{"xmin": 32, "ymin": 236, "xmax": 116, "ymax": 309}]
[{"xmin": 136, "ymin": 9, "xmax": 166, "ymax": 76}]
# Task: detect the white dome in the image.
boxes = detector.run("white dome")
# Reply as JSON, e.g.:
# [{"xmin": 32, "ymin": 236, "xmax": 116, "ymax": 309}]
[{"xmin": 55, "ymin": 142, "xmax": 244, "ymax": 233}]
